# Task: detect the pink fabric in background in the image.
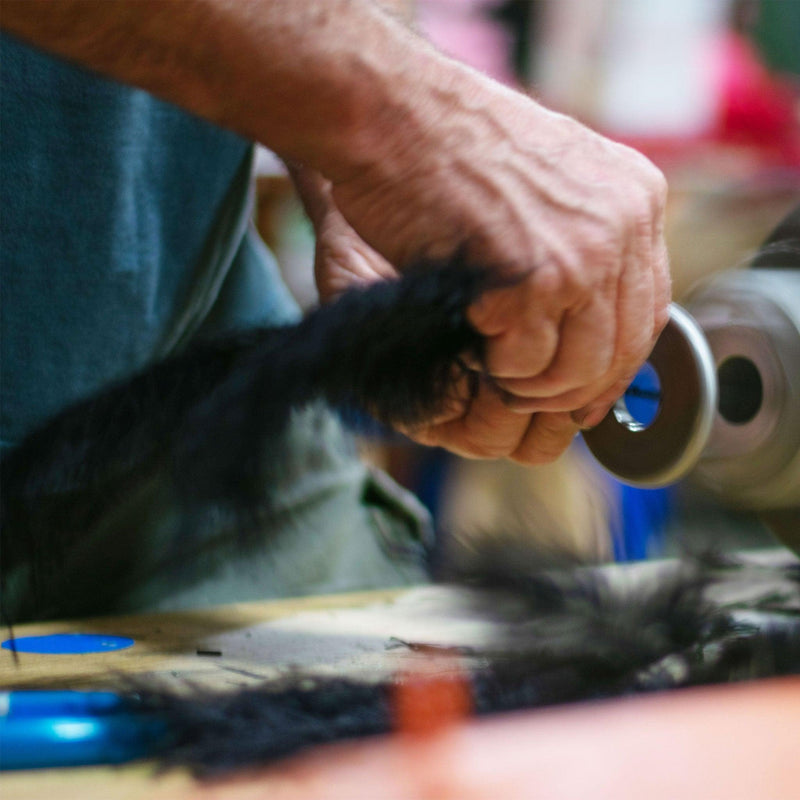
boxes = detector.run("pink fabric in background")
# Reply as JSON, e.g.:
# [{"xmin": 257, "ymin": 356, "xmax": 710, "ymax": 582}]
[
  {"xmin": 710, "ymin": 31, "xmax": 800, "ymax": 165},
  {"xmin": 417, "ymin": 0, "xmax": 517, "ymax": 86}
]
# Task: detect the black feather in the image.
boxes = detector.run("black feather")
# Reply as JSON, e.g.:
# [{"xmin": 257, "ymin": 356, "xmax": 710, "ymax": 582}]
[
  {"xmin": 127, "ymin": 549, "xmax": 800, "ymax": 777},
  {"xmin": 1, "ymin": 257, "xmax": 505, "ymax": 617}
]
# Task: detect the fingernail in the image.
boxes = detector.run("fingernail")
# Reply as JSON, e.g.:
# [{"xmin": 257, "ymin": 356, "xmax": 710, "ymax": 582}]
[{"xmin": 573, "ymin": 406, "xmax": 610, "ymax": 429}]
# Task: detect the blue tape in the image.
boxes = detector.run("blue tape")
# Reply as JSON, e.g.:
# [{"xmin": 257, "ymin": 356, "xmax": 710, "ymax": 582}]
[{"xmin": 1, "ymin": 633, "xmax": 134, "ymax": 654}]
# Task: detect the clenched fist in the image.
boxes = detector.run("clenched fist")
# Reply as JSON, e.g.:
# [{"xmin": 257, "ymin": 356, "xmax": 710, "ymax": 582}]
[{"xmin": 304, "ymin": 59, "xmax": 670, "ymax": 465}]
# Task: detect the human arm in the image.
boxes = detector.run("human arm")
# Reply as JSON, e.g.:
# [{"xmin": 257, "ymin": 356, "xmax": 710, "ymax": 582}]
[
  {"xmin": 2, "ymin": 0, "xmax": 670, "ymax": 464},
  {"xmin": 0, "ymin": 0, "xmax": 432, "ymax": 184}
]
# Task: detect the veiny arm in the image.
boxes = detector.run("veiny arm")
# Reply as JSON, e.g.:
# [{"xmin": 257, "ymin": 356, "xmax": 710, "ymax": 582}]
[{"xmin": 0, "ymin": 0, "xmax": 432, "ymax": 182}]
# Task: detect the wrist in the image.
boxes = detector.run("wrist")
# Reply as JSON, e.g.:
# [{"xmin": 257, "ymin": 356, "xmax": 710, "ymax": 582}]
[{"xmin": 287, "ymin": 9, "xmax": 454, "ymax": 183}]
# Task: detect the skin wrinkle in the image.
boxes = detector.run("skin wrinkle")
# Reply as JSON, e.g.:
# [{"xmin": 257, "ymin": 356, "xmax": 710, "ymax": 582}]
[
  {"xmin": 558, "ymin": 247, "xmax": 642, "ymax": 415},
  {"xmin": 454, "ymin": 422, "xmax": 524, "ymax": 463},
  {"xmin": 523, "ymin": 124, "xmax": 617, "ymax": 202},
  {"xmin": 414, "ymin": 379, "xmax": 528, "ymax": 460},
  {"xmin": 452, "ymin": 162, "xmax": 534, "ymax": 275},
  {"xmin": 364, "ymin": 97, "xmax": 508, "ymax": 265},
  {"xmin": 571, "ymin": 215, "xmax": 659, "ymax": 425},
  {"xmin": 469, "ymin": 130, "xmax": 616, "ymax": 269},
  {"xmin": 335, "ymin": 167, "xmax": 464, "ymax": 265}
]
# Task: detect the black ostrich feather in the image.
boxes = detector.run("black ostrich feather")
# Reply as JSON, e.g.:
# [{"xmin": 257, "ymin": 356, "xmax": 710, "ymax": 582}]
[{"xmin": 0, "ymin": 257, "xmax": 506, "ymax": 617}]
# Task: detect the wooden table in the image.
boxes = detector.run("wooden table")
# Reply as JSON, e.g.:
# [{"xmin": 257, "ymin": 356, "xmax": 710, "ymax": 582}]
[
  {"xmin": 0, "ymin": 589, "xmax": 405, "ymax": 692},
  {"xmin": 1, "ymin": 589, "xmax": 406, "ymax": 800},
  {"xmin": 2, "ymin": 561, "xmax": 799, "ymax": 800}
]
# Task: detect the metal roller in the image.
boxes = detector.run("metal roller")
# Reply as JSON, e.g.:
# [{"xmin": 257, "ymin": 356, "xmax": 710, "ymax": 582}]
[
  {"xmin": 687, "ymin": 269, "xmax": 800, "ymax": 511},
  {"xmin": 583, "ymin": 240, "xmax": 800, "ymax": 552},
  {"xmin": 581, "ymin": 303, "xmax": 717, "ymax": 489}
]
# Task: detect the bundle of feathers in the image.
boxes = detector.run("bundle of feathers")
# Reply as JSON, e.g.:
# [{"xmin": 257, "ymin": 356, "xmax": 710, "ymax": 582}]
[{"xmin": 2, "ymin": 239, "xmax": 799, "ymax": 775}]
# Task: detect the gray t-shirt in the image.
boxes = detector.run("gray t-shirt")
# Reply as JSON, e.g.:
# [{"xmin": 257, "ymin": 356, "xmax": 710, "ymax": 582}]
[
  {"xmin": 0, "ymin": 35, "xmax": 430, "ymax": 620},
  {"xmin": 0, "ymin": 33, "xmax": 299, "ymax": 451}
]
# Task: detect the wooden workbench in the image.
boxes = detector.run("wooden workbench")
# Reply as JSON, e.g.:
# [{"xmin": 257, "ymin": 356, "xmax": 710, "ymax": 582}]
[
  {"xmin": 1, "ymin": 588, "xmax": 408, "ymax": 800},
  {"xmin": 0, "ymin": 589, "xmax": 408, "ymax": 692},
  {"xmin": 2, "ymin": 555, "xmax": 799, "ymax": 800}
]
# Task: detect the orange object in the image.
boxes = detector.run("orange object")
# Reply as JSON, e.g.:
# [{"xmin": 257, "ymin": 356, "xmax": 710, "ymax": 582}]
[{"xmin": 392, "ymin": 654, "xmax": 472, "ymax": 737}]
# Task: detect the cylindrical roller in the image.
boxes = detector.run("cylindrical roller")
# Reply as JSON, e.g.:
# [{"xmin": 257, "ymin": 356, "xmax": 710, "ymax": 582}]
[{"xmin": 686, "ymin": 269, "xmax": 800, "ymax": 510}]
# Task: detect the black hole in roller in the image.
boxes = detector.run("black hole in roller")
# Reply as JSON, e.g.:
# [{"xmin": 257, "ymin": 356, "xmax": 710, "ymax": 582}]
[{"xmin": 717, "ymin": 356, "xmax": 762, "ymax": 425}]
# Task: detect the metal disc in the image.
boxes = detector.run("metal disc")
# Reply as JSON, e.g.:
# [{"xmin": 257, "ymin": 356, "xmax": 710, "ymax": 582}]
[{"xmin": 583, "ymin": 304, "xmax": 717, "ymax": 488}]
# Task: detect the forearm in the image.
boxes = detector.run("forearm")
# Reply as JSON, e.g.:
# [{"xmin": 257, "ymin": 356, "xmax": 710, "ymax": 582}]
[{"xmin": 1, "ymin": 0, "xmax": 443, "ymax": 182}]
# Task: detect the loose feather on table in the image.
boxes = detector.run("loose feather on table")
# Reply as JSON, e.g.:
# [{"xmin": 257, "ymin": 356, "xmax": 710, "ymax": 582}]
[{"xmin": 129, "ymin": 546, "xmax": 800, "ymax": 776}]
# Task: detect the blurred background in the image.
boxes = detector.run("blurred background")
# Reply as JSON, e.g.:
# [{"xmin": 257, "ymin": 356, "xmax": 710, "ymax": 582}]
[{"xmin": 255, "ymin": 0, "xmax": 800, "ymax": 562}]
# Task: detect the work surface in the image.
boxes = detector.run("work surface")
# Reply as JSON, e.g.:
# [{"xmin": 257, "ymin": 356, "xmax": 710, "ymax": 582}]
[{"xmin": 2, "ymin": 551, "xmax": 800, "ymax": 800}]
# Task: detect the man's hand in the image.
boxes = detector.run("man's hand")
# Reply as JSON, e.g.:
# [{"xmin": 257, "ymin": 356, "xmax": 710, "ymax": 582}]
[
  {"xmin": 327, "ymin": 71, "xmax": 670, "ymax": 464},
  {"xmin": 293, "ymin": 83, "xmax": 669, "ymax": 467}
]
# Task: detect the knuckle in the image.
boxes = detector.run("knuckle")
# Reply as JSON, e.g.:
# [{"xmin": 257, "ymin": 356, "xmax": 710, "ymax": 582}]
[
  {"xmin": 636, "ymin": 163, "xmax": 668, "ymax": 220},
  {"xmin": 618, "ymin": 331, "xmax": 654, "ymax": 372},
  {"xmin": 633, "ymin": 150, "xmax": 664, "ymax": 181},
  {"xmin": 562, "ymin": 245, "xmax": 610, "ymax": 299},
  {"xmin": 657, "ymin": 267, "xmax": 672, "ymax": 304},
  {"xmin": 650, "ymin": 168, "xmax": 669, "ymax": 208},
  {"xmin": 622, "ymin": 191, "xmax": 656, "ymax": 239},
  {"xmin": 653, "ymin": 300, "xmax": 670, "ymax": 337},
  {"xmin": 615, "ymin": 178, "xmax": 661, "ymax": 234},
  {"xmin": 532, "ymin": 261, "xmax": 565, "ymax": 298}
]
